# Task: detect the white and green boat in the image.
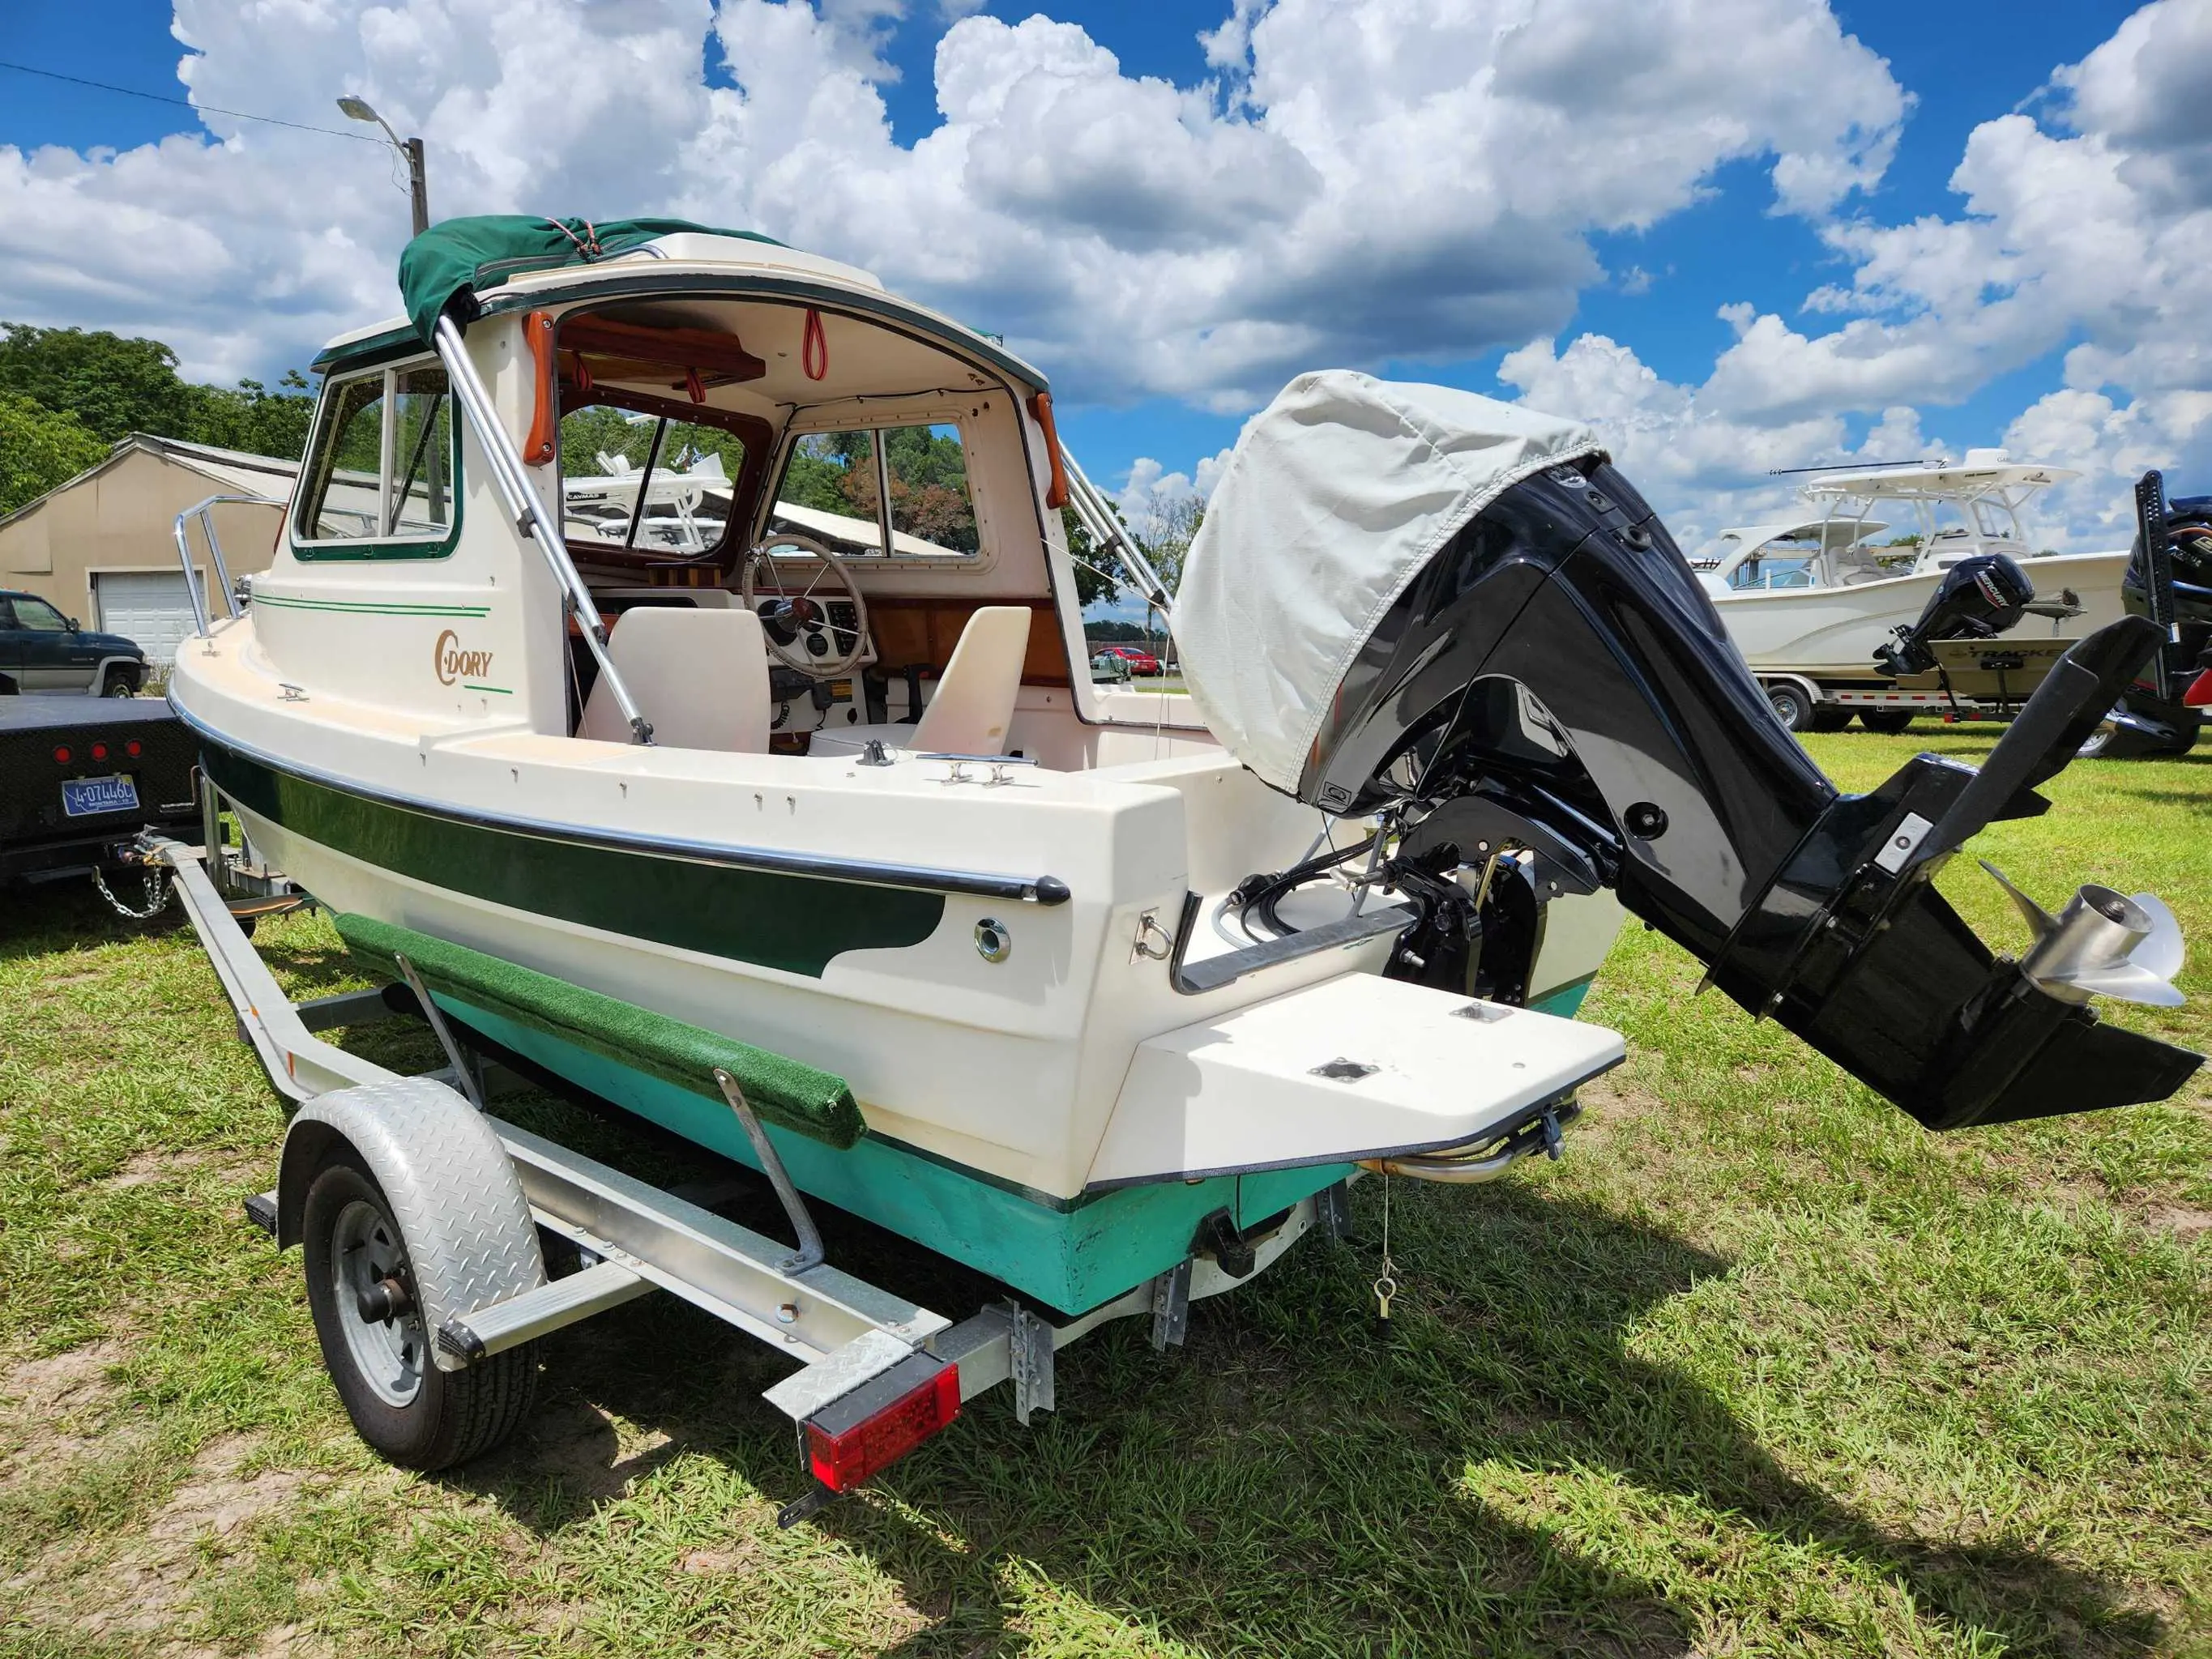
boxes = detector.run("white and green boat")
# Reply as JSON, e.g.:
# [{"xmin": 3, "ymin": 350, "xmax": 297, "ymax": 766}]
[{"xmin": 163, "ymin": 217, "xmax": 2195, "ymax": 1484}]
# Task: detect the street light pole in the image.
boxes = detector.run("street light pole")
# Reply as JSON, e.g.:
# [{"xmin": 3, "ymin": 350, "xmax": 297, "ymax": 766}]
[{"xmin": 336, "ymin": 96, "xmax": 429, "ymax": 236}]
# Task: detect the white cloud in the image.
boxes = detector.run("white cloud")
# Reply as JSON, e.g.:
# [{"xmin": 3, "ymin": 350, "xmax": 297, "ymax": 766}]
[
  {"xmin": 1496, "ymin": 331, "xmax": 1943, "ymax": 549},
  {"xmin": 11, "ymin": 0, "xmax": 2210, "ymax": 559},
  {"xmin": 0, "ymin": 0, "xmax": 1905, "ymax": 406},
  {"xmin": 1115, "ymin": 446, "xmax": 1236, "ymax": 541},
  {"xmin": 1467, "ymin": 0, "xmax": 2212, "ymax": 549}
]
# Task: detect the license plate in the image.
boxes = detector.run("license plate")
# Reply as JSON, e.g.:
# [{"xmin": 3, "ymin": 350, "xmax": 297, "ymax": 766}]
[{"xmin": 62, "ymin": 774, "xmax": 140, "ymax": 817}]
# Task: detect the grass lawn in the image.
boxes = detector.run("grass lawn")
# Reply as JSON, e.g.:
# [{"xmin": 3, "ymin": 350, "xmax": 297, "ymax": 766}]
[{"xmin": 0, "ymin": 723, "xmax": 2206, "ymax": 1657}]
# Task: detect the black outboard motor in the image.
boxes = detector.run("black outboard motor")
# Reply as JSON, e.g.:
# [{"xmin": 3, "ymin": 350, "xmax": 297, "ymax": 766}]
[
  {"xmin": 1177, "ymin": 378, "xmax": 2198, "ymax": 1132},
  {"xmin": 2107, "ymin": 473, "xmax": 2212, "ymax": 755},
  {"xmin": 1873, "ymin": 552, "xmax": 2034, "ymax": 677}
]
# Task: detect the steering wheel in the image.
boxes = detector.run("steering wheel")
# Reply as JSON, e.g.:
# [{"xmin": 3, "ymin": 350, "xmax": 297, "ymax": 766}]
[{"xmin": 741, "ymin": 531, "xmax": 872, "ymax": 676}]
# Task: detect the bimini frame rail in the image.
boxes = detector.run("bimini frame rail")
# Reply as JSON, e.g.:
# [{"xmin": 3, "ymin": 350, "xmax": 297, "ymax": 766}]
[
  {"xmin": 431, "ymin": 312, "xmax": 655, "ymax": 746},
  {"xmin": 1061, "ymin": 451, "xmax": 1176, "ymax": 622},
  {"xmin": 173, "ymin": 493, "xmax": 281, "ymax": 634}
]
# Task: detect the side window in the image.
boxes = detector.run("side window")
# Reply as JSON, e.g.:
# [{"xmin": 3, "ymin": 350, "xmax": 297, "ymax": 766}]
[
  {"xmin": 12, "ymin": 596, "xmax": 69, "ymax": 631},
  {"xmin": 295, "ymin": 360, "xmax": 459, "ymax": 555},
  {"xmin": 767, "ymin": 423, "xmax": 981, "ymax": 559},
  {"xmin": 883, "ymin": 423, "xmax": 978, "ymax": 555},
  {"xmin": 387, "ymin": 365, "xmax": 454, "ymax": 538},
  {"xmin": 771, "ymin": 431, "xmax": 883, "ymax": 554}
]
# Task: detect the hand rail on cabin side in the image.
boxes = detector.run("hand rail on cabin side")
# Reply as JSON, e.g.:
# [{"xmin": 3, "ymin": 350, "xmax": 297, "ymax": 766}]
[
  {"xmin": 173, "ymin": 494, "xmax": 281, "ymax": 634},
  {"xmin": 433, "ymin": 313, "xmax": 655, "ymax": 745}
]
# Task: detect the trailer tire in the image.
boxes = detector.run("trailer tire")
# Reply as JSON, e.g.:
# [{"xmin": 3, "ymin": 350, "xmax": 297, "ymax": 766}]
[
  {"xmin": 1808, "ymin": 707, "xmax": 1853, "ymax": 732},
  {"xmin": 1858, "ymin": 708, "xmax": 1915, "ymax": 734},
  {"xmin": 301, "ymin": 1149, "xmax": 538, "ymax": 1469},
  {"xmin": 1765, "ymin": 681, "xmax": 1813, "ymax": 732}
]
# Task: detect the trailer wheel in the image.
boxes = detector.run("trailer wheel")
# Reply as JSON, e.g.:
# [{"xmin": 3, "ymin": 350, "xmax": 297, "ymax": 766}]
[
  {"xmin": 1808, "ymin": 707, "xmax": 1853, "ymax": 732},
  {"xmin": 1858, "ymin": 708, "xmax": 1915, "ymax": 734},
  {"xmin": 301, "ymin": 1149, "xmax": 538, "ymax": 1469},
  {"xmin": 1765, "ymin": 682, "xmax": 1813, "ymax": 732}
]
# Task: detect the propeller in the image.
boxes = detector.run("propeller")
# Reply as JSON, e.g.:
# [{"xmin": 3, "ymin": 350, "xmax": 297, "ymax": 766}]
[{"xmin": 1981, "ymin": 860, "xmax": 2187, "ymax": 1007}]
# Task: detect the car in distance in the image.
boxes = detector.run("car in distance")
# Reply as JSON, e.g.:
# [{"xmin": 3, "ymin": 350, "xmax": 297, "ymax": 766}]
[
  {"xmin": 1096, "ymin": 644, "xmax": 1162, "ymax": 676},
  {"xmin": 0, "ymin": 591, "xmax": 149, "ymax": 697}
]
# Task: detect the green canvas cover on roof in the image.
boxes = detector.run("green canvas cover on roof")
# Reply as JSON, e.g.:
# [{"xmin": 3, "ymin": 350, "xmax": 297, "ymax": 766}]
[{"xmin": 397, "ymin": 215, "xmax": 784, "ymax": 343}]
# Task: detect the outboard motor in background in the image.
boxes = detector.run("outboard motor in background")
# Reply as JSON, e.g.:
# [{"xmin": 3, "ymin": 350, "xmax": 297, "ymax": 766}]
[
  {"xmin": 1176, "ymin": 375, "xmax": 2198, "ymax": 1135},
  {"xmin": 1873, "ymin": 552, "xmax": 2035, "ymax": 677},
  {"xmin": 2101, "ymin": 472, "xmax": 2212, "ymax": 757}
]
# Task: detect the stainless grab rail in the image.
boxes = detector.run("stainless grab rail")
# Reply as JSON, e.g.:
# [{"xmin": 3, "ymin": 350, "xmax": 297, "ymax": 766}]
[
  {"xmin": 173, "ymin": 493, "xmax": 281, "ymax": 633},
  {"xmin": 432, "ymin": 313, "xmax": 654, "ymax": 745},
  {"xmin": 1061, "ymin": 450, "xmax": 1175, "ymax": 621}
]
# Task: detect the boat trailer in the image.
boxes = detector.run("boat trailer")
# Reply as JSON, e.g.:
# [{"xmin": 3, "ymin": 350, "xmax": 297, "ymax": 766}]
[{"xmin": 143, "ymin": 832, "xmax": 1350, "ymax": 1525}]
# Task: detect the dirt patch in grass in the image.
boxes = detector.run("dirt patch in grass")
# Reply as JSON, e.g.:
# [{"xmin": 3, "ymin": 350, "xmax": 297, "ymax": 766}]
[
  {"xmin": 0, "ymin": 1339, "xmax": 127, "ymax": 1417},
  {"xmin": 2142, "ymin": 1201, "xmax": 2212, "ymax": 1241},
  {"xmin": 23, "ymin": 1434, "xmax": 320, "ymax": 1640}
]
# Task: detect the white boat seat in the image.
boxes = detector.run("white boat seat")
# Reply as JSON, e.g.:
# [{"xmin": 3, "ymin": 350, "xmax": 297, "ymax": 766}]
[
  {"xmin": 578, "ymin": 605, "xmax": 771, "ymax": 753},
  {"xmin": 814, "ymin": 605, "xmax": 1031, "ymax": 760}
]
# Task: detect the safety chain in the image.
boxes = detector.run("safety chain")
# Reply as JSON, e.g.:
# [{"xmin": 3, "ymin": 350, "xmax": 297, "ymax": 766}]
[
  {"xmin": 91, "ymin": 863, "xmax": 171, "ymax": 920},
  {"xmin": 1372, "ymin": 1170, "xmax": 1398, "ymax": 1321}
]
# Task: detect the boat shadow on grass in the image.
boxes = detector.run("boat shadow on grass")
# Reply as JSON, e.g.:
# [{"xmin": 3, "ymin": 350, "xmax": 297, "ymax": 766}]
[{"xmin": 438, "ymin": 1145, "xmax": 2163, "ymax": 1659}]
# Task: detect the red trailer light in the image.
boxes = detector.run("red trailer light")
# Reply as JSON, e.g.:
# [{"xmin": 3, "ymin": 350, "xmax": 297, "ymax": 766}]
[
  {"xmin": 126, "ymin": 739, "xmax": 143, "ymax": 758},
  {"xmin": 2184, "ymin": 668, "xmax": 2212, "ymax": 708},
  {"xmin": 52, "ymin": 746, "xmax": 70, "ymax": 764},
  {"xmin": 90, "ymin": 742, "xmax": 109, "ymax": 761},
  {"xmin": 804, "ymin": 1354, "xmax": 961, "ymax": 1493}
]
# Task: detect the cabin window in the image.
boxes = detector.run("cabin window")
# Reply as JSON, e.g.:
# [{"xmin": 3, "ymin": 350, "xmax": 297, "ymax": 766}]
[
  {"xmin": 293, "ymin": 357, "xmax": 459, "ymax": 557},
  {"xmin": 557, "ymin": 403, "xmax": 747, "ymax": 558},
  {"xmin": 767, "ymin": 421, "xmax": 980, "ymax": 559}
]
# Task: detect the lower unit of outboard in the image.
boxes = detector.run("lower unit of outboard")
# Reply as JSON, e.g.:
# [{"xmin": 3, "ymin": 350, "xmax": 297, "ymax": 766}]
[{"xmin": 1176, "ymin": 377, "xmax": 2198, "ymax": 1132}]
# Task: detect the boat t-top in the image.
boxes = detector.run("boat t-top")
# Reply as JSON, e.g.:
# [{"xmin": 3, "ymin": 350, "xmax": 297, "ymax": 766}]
[
  {"xmin": 1695, "ymin": 454, "xmax": 2129, "ymax": 727},
  {"xmin": 158, "ymin": 216, "xmax": 2197, "ymax": 1484}
]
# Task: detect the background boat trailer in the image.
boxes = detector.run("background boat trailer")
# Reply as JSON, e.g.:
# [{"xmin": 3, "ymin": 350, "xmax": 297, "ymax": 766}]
[{"xmin": 141, "ymin": 832, "xmax": 1343, "ymax": 1525}]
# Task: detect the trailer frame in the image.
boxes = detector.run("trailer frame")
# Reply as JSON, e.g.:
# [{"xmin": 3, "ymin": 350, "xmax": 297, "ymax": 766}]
[{"xmin": 143, "ymin": 832, "xmax": 1341, "ymax": 1523}]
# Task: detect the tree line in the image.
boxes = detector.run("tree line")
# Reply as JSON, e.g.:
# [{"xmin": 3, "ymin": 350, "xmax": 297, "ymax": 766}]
[{"xmin": 0, "ymin": 322, "xmax": 317, "ymax": 514}]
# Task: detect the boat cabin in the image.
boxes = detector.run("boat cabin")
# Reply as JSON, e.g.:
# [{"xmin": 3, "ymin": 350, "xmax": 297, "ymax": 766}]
[{"xmin": 275, "ymin": 224, "xmax": 1207, "ymax": 773}]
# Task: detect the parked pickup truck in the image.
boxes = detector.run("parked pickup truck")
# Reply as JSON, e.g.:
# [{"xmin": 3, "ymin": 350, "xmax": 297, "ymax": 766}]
[
  {"xmin": 0, "ymin": 590, "xmax": 150, "ymax": 697},
  {"xmin": 0, "ymin": 697, "xmax": 199, "ymax": 885}
]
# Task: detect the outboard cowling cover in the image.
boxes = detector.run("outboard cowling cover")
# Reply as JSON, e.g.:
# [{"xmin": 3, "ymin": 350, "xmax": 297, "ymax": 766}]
[
  {"xmin": 1177, "ymin": 374, "xmax": 2200, "ymax": 1131},
  {"xmin": 1873, "ymin": 552, "xmax": 2035, "ymax": 677}
]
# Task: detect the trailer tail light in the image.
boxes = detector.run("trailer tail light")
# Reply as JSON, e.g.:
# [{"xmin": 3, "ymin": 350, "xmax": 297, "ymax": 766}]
[
  {"xmin": 126, "ymin": 739, "xmax": 143, "ymax": 758},
  {"xmin": 90, "ymin": 742, "xmax": 109, "ymax": 761},
  {"xmin": 803, "ymin": 1353, "xmax": 960, "ymax": 1493},
  {"xmin": 52, "ymin": 746, "xmax": 70, "ymax": 764}
]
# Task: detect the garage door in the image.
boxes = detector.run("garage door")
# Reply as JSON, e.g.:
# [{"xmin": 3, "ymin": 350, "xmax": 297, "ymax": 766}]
[{"xmin": 92, "ymin": 570, "xmax": 206, "ymax": 667}]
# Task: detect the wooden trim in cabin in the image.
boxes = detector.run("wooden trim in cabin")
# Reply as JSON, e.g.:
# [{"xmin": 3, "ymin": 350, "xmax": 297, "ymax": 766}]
[{"xmin": 864, "ymin": 596, "xmax": 1072, "ymax": 687}]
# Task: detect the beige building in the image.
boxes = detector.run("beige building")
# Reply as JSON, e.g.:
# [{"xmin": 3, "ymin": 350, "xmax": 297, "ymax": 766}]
[{"xmin": 0, "ymin": 433, "xmax": 297, "ymax": 666}]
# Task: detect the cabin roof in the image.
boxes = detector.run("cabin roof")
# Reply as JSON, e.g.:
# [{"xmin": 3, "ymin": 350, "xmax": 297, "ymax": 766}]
[{"xmin": 314, "ymin": 222, "xmax": 1045, "ymax": 393}]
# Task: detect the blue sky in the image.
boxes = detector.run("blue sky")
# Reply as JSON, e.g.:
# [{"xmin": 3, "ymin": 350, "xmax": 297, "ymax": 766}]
[{"xmin": 0, "ymin": 0, "xmax": 2202, "ymax": 554}]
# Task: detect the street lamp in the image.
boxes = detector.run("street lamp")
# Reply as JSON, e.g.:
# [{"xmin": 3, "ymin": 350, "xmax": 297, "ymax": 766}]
[{"xmin": 337, "ymin": 96, "xmax": 429, "ymax": 236}]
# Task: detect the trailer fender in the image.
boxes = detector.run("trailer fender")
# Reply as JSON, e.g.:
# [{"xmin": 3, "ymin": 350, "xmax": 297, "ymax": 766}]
[{"xmin": 275, "ymin": 1077, "xmax": 546, "ymax": 1371}]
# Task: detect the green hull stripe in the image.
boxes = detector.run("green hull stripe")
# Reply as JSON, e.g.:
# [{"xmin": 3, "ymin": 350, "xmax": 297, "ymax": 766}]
[
  {"xmin": 463, "ymin": 684, "xmax": 511, "ymax": 694},
  {"xmin": 203, "ymin": 744, "xmax": 944, "ymax": 979},
  {"xmin": 1529, "ymin": 975, "xmax": 1596, "ymax": 1019},
  {"xmin": 445, "ymin": 994, "xmax": 1351, "ymax": 1314},
  {"xmin": 253, "ymin": 595, "xmax": 490, "ymax": 617}
]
